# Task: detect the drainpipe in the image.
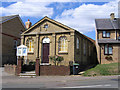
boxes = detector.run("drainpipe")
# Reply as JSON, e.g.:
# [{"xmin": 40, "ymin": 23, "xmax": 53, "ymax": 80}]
[{"xmin": 100, "ymin": 45, "xmax": 101, "ymax": 64}]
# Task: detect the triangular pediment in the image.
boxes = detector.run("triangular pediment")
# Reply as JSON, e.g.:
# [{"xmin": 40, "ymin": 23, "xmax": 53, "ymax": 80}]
[{"xmin": 22, "ymin": 16, "xmax": 74, "ymax": 35}]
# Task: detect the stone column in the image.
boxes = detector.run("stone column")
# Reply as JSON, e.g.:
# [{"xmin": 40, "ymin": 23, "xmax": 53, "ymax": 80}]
[
  {"xmin": 36, "ymin": 34, "xmax": 39, "ymax": 58},
  {"xmin": 21, "ymin": 35, "xmax": 25, "ymax": 45},
  {"xmin": 69, "ymin": 32, "xmax": 75, "ymax": 63},
  {"xmin": 52, "ymin": 33, "xmax": 56, "ymax": 56},
  {"xmin": 35, "ymin": 58, "xmax": 40, "ymax": 76},
  {"xmin": 17, "ymin": 57, "xmax": 23, "ymax": 75}
]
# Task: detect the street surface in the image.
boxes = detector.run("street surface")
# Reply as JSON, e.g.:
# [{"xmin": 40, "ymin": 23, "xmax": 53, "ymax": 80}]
[{"xmin": 1, "ymin": 67, "xmax": 119, "ymax": 89}]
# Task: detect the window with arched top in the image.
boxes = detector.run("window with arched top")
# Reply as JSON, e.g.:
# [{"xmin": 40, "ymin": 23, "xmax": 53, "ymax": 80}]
[
  {"xmin": 76, "ymin": 37, "xmax": 79, "ymax": 49},
  {"xmin": 26, "ymin": 38, "xmax": 34, "ymax": 53},
  {"xmin": 58, "ymin": 36, "xmax": 68, "ymax": 52}
]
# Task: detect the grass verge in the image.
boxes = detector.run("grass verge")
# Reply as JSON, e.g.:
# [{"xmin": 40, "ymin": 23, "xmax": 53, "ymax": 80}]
[{"xmin": 82, "ymin": 63, "xmax": 119, "ymax": 76}]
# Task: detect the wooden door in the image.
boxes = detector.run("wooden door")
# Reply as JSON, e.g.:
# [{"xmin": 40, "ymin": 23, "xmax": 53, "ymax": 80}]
[{"xmin": 42, "ymin": 43, "xmax": 49, "ymax": 63}]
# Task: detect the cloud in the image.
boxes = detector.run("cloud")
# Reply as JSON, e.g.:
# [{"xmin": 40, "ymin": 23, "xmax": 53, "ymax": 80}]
[
  {"xmin": 0, "ymin": 1, "xmax": 53, "ymax": 17},
  {"xmin": 55, "ymin": 0, "xmax": 118, "ymax": 33}
]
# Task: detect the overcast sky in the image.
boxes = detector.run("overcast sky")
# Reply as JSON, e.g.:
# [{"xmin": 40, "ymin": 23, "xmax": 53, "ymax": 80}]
[{"xmin": 0, "ymin": 0, "xmax": 119, "ymax": 40}]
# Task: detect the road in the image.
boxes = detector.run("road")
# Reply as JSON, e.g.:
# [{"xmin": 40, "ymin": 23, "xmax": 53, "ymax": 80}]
[{"xmin": 1, "ymin": 68, "xmax": 119, "ymax": 90}]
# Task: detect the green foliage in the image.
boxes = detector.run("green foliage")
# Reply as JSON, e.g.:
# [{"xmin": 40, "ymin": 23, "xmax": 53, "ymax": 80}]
[
  {"xmin": 49, "ymin": 55, "xmax": 64, "ymax": 66},
  {"xmin": 82, "ymin": 63, "xmax": 119, "ymax": 76},
  {"xmin": 29, "ymin": 61, "xmax": 36, "ymax": 65}
]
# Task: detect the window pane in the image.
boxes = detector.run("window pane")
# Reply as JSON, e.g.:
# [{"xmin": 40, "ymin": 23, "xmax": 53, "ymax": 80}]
[
  {"xmin": 105, "ymin": 45, "xmax": 108, "ymax": 54},
  {"xmin": 58, "ymin": 36, "xmax": 68, "ymax": 52},
  {"xmin": 109, "ymin": 46, "xmax": 112, "ymax": 54},
  {"xmin": 106, "ymin": 32, "xmax": 110, "ymax": 37},
  {"xmin": 103, "ymin": 31, "xmax": 106, "ymax": 37},
  {"xmin": 77, "ymin": 38, "xmax": 79, "ymax": 49}
]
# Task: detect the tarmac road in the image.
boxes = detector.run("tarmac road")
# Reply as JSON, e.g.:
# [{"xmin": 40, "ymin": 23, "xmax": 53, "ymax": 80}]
[{"xmin": 1, "ymin": 67, "xmax": 119, "ymax": 89}]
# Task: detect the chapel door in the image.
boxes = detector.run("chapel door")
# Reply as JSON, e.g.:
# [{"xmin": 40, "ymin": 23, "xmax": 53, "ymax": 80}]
[{"xmin": 42, "ymin": 43, "xmax": 49, "ymax": 63}]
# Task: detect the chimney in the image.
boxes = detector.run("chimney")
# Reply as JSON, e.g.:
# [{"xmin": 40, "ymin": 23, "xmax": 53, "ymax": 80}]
[
  {"xmin": 25, "ymin": 19, "xmax": 32, "ymax": 29},
  {"xmin": 110, "ymin": 13, "xmax": 115, "ymax": 20}
]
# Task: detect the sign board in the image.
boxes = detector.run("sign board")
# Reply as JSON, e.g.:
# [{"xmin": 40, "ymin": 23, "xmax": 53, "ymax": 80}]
[{"xmin": 17, "ymin": 45, "xmax": 27, "ymax": 56}]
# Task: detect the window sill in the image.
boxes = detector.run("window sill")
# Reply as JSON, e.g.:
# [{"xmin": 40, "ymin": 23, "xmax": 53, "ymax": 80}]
[
  {"xmin": 58, "ymin": 51, "xmax": 68, "ymax": 54},
  {"xmin": 104, "ymin": 54, "xmax": 113, "ymax": 55},
  {"xmin": 28, "ymin": 52, "xmax": 34, "ymax": 54}
]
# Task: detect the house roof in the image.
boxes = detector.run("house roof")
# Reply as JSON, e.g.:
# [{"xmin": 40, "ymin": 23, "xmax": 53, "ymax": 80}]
[
  {"xmin": 0, "ymin": 14, "xmax": 25, "ymax": 29},
  {"xmin": 98, "ymin": 39, "xmax": 120, "ymax": 44},
  {"xmin": 0, "ymin": 15, "xmax": 19, "ymax": 24},
  {"xmin": 95, "ymin": 18, "xmax": 120, "ymax": 30}
]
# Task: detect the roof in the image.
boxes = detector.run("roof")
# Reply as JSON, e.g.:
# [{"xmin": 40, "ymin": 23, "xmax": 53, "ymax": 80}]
[
  {"xmin": 95, "ymin": 18, "xmax": 120, "ymax": 30},
  {"xmin": 22, "ymin": 16, "xmax": 75, "ymax": 35},
  {"xmin": 22, "ymin": 16, "xmax": 95, "ymax": 44},
  {"xmin": 98, "ymin": 39, "xmax": 120, "ymax": 44},
  {"xmin": 0, "ymin": 14, "xmax": 25, "ymax": 29},
  {"xmin": 0, "ymin": 15, "xmax": 20, "ymax": 24}
]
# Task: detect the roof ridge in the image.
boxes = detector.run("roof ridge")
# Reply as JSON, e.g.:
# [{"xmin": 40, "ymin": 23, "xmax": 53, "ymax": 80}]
[{"xmin": 1, "ymin": 14, "xmax": 19, "ymax": 18}]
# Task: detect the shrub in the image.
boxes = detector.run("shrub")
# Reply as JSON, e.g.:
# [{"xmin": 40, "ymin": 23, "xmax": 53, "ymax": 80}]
[{"xmin": 49, "ymin": 55, "xmax": 64, "ymax": 66}]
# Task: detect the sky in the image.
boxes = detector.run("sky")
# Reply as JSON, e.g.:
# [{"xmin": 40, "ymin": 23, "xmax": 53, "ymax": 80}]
[{"xmin": 0, "ymin": 0, "xmax": 119, "ymax": 40}]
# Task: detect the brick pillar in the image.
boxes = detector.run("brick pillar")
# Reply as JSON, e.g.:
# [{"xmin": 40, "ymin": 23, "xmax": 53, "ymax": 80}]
[
  {"xmin": 17, "ymin": 57, "xmax": 22, "ymax": 75},
  {"xmin": 35, "ymin": 58, "xmax": 40, "ymax": 76}
]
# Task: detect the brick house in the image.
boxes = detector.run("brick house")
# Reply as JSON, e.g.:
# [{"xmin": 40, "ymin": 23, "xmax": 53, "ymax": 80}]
[
  {"xmin": 95, "ymin": 13, "xmax": 120, "ymax": 64},
  {"xmin": 0, "ymin": 15, "xmax": 25, "ymax": 66},
  {"xmin": 20, "ymin": 16, "xmax": 98, "ymax": 75}
]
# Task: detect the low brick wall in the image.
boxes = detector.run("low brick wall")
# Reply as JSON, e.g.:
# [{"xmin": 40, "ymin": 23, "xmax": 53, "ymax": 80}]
[
  {"xmin": 40, "ymin": 65, "xmax": 70, "ymax": 76},
  {"xmin": 4, "ymin": 64, "xmax": 17, "ymax": 75}
]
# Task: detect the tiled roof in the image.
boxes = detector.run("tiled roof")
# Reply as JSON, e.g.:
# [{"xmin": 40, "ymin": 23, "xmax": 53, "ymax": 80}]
[
  {"xmin": 95, "ymin": 18, "xmax": 120, "ymax": 30},
  {"xmin": 0, "ymin": 15, "xmax": 19, "ymax": 24},
  {"xmin": 98, "ymin": 39, "xmax": 120, "ymax": 44}
]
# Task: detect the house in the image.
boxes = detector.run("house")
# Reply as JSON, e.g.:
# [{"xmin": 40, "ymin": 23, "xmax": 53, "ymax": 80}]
[
  {"xmin": 0, "ymin": 15, "xmax": 25, "ymax": 66},
  {"xmin": 21, "ymin": 16, "xmax": 98, "ymax": 74},
  {"xmin": 95, "ymin": 13, "xmax": 120, "ymax": 64}
]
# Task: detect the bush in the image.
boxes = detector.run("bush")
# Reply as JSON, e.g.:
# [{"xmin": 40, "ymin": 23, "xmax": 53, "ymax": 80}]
[{"xmin": 49, "ymin": 55, "xmax": 64, "ymax": 66}]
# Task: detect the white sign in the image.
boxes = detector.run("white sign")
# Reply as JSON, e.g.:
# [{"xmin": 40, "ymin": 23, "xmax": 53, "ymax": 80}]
[{"xmin": 17, "ymin": 45, "xmax": 27, "ymax": 56}]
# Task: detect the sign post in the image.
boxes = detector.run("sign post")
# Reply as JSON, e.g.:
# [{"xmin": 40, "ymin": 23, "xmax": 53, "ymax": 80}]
[{"xmin": 17, "ymin": 45, "xmax": 27, "ymax": 65}]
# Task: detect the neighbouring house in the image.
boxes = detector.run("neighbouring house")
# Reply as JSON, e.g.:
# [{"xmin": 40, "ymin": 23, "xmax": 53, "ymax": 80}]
[
  {"xmin": 0, "ymin": 15, "xmax": 25, "ymax": 66},
  {"xmin": 95, "ymin": 13, "xmax": 120, "ymax": 64},
  {"xmin": 20, "ymin": 16, "xmax": 98, "ymax": 75}
]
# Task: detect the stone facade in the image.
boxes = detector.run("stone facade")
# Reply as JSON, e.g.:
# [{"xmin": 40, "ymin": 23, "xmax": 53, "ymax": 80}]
[
  {"xmin": 21, "ymin": 16, "xmax": 97, "ymax": 70},
  {"xmin": 1, "ymin": 15, "xmax": 25, "ymax": 66}
]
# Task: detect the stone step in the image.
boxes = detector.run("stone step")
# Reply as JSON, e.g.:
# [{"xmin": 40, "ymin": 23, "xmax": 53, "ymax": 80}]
[
  {"xmin": 19, "ymin": 71, "xmax": 36, "ymax": 77},
  {"xmin": 19, "ymin": 75, "xmax": 36, "ymax": 78},
  {"xmin": 23, "ymin": 71, "xmax": 36, "ymax": 74}
]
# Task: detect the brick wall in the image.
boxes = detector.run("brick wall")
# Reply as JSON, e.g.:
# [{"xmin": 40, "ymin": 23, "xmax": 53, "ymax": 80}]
[
  {"xmin": 40, "ymin": 65, "xmax": 70, "ymax": 76},
  {"xmin": 4, "ymin": 64, "xmax": 17, "ymax": 75}
]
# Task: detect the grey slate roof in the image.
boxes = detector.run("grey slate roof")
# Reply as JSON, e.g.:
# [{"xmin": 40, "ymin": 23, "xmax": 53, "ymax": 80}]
[
  {"xmin": 95, "ymin": 18, "xmax": 120, "ymax": 30},
  {"xmin": 0, "ymin": 15, "xmax": 19, "ymax": 24},
  {"xmin": 98, "ymin": 39, "xmax": 120, "ymax": 44}
]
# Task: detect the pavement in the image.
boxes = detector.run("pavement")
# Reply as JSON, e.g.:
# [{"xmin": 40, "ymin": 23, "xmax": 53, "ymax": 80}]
[{"xmin": 1, "ymin": 67, "xmax": 119, "ymax": 89}]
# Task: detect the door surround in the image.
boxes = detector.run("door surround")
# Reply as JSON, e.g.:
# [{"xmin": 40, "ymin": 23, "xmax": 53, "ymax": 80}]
[{"xmin": 41, "ymin": 37, "xmax": 50, "ymax": 64}]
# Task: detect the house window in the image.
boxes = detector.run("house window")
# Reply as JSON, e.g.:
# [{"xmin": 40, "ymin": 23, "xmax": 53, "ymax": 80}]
[
  {"xmin": 58, "ymin": 36, "xmax": 68, "ymax": 52},
  {"xmin": 26, "ymin": 38, "xmax": 34, "ymax": 53},
  {"xmin": 89, "ymin": 45, "xmax": 91, "ymax": 56},
  {"xmin": 103, "ymin": 31, "xmax": 110, "ymax": 38},
  {"xmin": 104, "ymin": 44, "xmax": 113, "ymax": 55},
  {"xmin": 76, "ymin": 37, "xmax": 79, "ymax": 49},
  {"xmin": 14, "ymin": 40, "xmax": 17, "ymax": 49},
  {"xmin": 83, "ymin": 40, "xmax": 86, "ymax": 55}
]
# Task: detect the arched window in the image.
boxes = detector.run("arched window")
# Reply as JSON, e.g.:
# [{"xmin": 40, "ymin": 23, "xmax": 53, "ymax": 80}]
[
  {"xmin": 26, "ymin": 38, "xmax": 34, "ymax": 53},
  {"xmin": 58, "ymin": 36, "xmax": 68, "ymax": 52},
  {"xmin": 76, "ymin": 37, "xmax": 79, "ymax": 49}
]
